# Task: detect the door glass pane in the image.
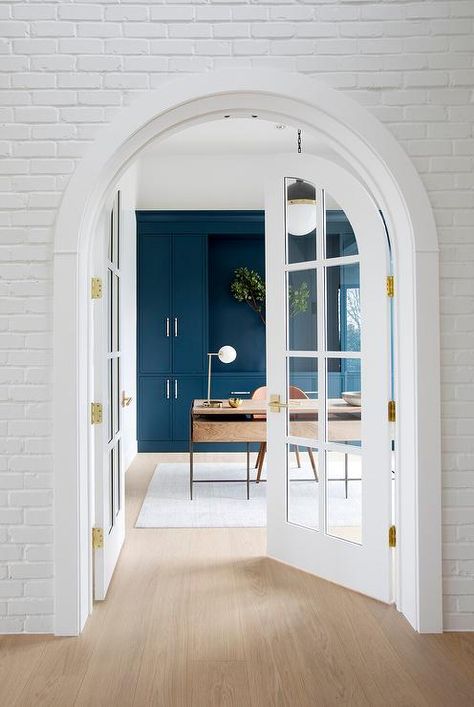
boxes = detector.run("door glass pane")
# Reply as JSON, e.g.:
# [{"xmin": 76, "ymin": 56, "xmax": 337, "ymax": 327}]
[
  {"xmin": 112, "ymin": 273, "xmax": 120, "ymax": 352},
  {"xmin": 287, "ymin": 443, "xmax": 319, "ymax": 531},
  {"xmin": 116, "ymin": 439, "xmax": 121, "ymax": 515},
  {"xmin": 287, "ymin": 357, "xmax": 318, "ymax": 442},
  {"xmin": 108, "ymin": 269, "xmax": 113, "ymax": 353},
  {"xmin": 287, "ymin": 269, "xmax": 317, "ymax": 351},
  {"xmin": 113, "ymin": 357, "xmax": 119, "ymax": 436},
  {"xmin": 327, "ymin": 357, "xmax": 361, "ymax": 446},
  {"xmin": 326, "ymin": 450, "xmax": 361, "ymax": 544},
  {"xmin": 325, "ymin": 193, "xmax": 358, "ymax": 258},
  {"xmin": 326, "ymin": 263, "xmax": 360, "ymax": 352},
  {"xmin": 115, "ymin": 192, "xmax": 120, "ymax": 269},
  {"xmin": 108, "ymin": 209, "xmax": 113, "ymax": 263},
  {"xmin": 109, "ymin": 448, "xmax": 114, "ymax": 532},
  {"xmin": 286, "ymin": 178, "xmax": 317, "ymax": 264},
  {"xmin": 108, "ymin": 359, "xmax": 113, "ymax": 443}
]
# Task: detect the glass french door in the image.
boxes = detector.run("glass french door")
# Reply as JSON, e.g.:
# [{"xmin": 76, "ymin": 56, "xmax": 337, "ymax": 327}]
[
  {"xmin": 265, "ymin": 155, "xmax": 392, "ymax": 602},
  {"xmin": 93, "ymin": 190, "xmax": 125, "ymax": 601}
]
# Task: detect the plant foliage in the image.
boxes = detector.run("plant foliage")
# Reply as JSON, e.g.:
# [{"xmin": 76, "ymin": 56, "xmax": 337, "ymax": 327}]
[{"xmin": 230, "ymin": 267, "xmax": 310, "ymax": 325}]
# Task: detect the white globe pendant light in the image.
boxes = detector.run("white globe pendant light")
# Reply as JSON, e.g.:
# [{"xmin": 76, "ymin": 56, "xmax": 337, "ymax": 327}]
[{"xmin": 287, "ymin": 178, "xmax": 317, "ymax": 236}]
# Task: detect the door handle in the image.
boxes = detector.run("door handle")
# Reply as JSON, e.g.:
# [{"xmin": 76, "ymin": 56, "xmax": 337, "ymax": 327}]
[
  {"xmin": 269, "ymin": 394, "xmax": 288, "ymax": 413},
  {"xmin": 174, "ymin": 317, "xmax": 178, "ymax": 337},
  {"xmin": 174, "ymin": 379, "xmax": 178, "ymax": 399},
  {"xmin": 165, "ymin": 317, "xmax": 170, "ymax": 337},
  {"xmin": 268, "ymin": 394, "xmax": 302, "ymax": 413},
  {"xmin": 166, "ymin": 379, "xmax": 170, "ymax": 399}
]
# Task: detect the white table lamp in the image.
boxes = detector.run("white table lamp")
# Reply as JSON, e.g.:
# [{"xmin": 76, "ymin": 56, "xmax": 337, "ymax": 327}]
[{"xmin": 205, "ymin": 345, "xmax": 237, "ymax": 406}]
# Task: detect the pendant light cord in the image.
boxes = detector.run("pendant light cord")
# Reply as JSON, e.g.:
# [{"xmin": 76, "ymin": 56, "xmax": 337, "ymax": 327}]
[{"xmin": 297, "ymin": 128, "xmax": 302, "ymax": 154}]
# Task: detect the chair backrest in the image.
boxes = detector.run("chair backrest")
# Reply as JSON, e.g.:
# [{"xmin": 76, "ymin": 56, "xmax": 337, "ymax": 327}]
[
  {"xmin": 251, "ymin": 386, "xmax": 267, "ymax": 419},
  {"xmin": 289, "ymin": 385, "xmax": 309, "ymax": 400}
]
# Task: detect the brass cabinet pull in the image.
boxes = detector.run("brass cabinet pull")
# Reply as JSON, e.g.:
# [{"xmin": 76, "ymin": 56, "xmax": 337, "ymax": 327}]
[
  {"xmin": 174, "ymin": 379, "xmax": 178, "ymax": 399},
  {"xmin": 174, "ymin": 317, "xmax": 178, "ymax": 337},
  {"xmin": 166, "ymin": 379, "xmax": 170, "ymax": 399},
  {"xmin": 165, "ymin": 317, "xmax": 170, "ymax": 337}
]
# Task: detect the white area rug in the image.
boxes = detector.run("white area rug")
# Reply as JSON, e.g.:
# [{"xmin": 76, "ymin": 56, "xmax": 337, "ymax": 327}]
[{"xmin": 135, "ymin": 459, "xmax": 362, "ymax": 529}]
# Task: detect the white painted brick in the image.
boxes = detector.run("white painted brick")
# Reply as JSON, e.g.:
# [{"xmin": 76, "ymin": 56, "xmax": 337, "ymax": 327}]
[
  {"xmin": 13, "ymin": 6, "xmax": 57, "ymax": 20},
  {"xmin": 11, "ymin": 74, "xmax": 56, "ymax": 89},
  {"xmin": 30, "ymin": 56, "xmax": 76, "ymax": 72},
  {"xmin": 105, "ymin": 38, "xmax": 149, "ymax": 55},
  {"xmin": 0, "ymin": 545, "xmax": 23, "ymax": 561},
  {"xmin": 8, "ymin": 598, "xmax": 53, "ymax": 615},
  {"xmin": 24, "ymin": 615, "xmax": 54, "ymax": 633},
  {"xmin": 0, "ymin": 580, "xmax": 23, "ymax": 597},
  {"xmin": 78, "ymin": 22, "xmax": 121, "ymax": 38},
  {"xmin": 0, "ymin": 21, "xmax": 27, "ymax": 38},
  {"xmin": 59, "ymin": 5, "xmax": 103, "ymax": 21},
  {"xmin": 24, "ymin": 579, "xmax": 53, "ymax": 597},
  {"xmin": 0, "ymin": 617, "xmax": 23, "ymax": 633},
  {"xmin": 59, "ymin": 38, "xmax": 104, "ymax": 55},
  {"xmin": 123, "ymin": 23, "xmax": 167, "ymax": 38},
  {"xmin": 30, "ymin": 22, "xmax": 75, "ymax": 38},
  {"xmin": 106, "ymin": 6, "xmax": 148, "ymax": 21},
  {"xmin": 8, "ymin": 559, "xmax": 53, "ymax": 581},
  {"xmin": 25, "ymin": 545, "xmax": 53, "ymax": 562}
]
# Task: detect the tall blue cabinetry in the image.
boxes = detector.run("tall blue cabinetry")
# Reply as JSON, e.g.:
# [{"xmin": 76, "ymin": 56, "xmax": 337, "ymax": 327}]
[
  {"xmin": 137, "ymin": 211, "xmax": 266, "ymax": 452},
  {"xmin": 138, "ymin": 231, "xmax": 207, "ymax": 450}
]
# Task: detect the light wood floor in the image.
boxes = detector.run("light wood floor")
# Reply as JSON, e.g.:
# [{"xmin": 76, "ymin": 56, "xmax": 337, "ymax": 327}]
[{"xmin": 2, "ymin": 453, "xmax": 474, "ymax": 707}]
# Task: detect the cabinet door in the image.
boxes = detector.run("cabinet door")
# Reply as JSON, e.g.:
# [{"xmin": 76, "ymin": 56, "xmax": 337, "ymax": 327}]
[
  {"xmin": 138, "ymin": 376, "xmax": 172, "ymax": 441},
  {"xmin": 172, "ymin": 236, "xmax": 206, "ymax": 374},
  {"xmin": 172, "ymin": 376, "xmax": 205, "ymax": 441},
  {"xmin": 139, "ymin": 234, "xmax": 172, "ymax": 373}
]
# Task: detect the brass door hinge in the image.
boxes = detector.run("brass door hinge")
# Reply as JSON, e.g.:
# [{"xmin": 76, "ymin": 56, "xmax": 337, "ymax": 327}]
[
  {"xmin": 90, "ymin": 402, "xmax": 103, "ymax": 425},
  {"xmin": 91, "ymin": 277, "xmax": 103, "ymax": 299},
  {"xmin": 92, "ymin": 527, "xmax": 104, "ymax": 550},
  {"xmin": 389, "ymin": 525, "xmax": 396, "ymax": 548},
  {"xmin": 386, "ymin": 275, "xmax": 394, "ymax": 298},
  {"xmin": 388, "ymin": 400, "xmax": 396, "ymax": 423}
]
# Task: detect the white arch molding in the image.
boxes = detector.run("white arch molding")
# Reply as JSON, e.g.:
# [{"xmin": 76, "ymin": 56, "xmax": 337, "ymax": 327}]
[{"xmin": 53, "ymin": 70, "xmax": 442, "ymax": 635}]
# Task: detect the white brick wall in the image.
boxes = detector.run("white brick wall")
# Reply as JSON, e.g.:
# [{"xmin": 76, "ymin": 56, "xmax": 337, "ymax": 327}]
[{"xmin": 0, "ymin": 1, "xmax": 473, "ymax": 633}]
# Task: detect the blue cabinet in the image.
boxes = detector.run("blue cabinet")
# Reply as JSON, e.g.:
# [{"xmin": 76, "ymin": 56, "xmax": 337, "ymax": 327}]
[
  {"xmin": 138, "ymin": 376, "xmax": 172, "ymax": 442},
  {"xmin": 138, "ymin": 234, "xmax": 207, "ymax": 375},
  {"xmin": 173, "ymin": 236, "xmax": 207, "ymax": 374},
  {"xmin": 138, "ymin": 375, "xmax": 205, "ymax": 451},
  {"xmin": 139, "ymin": 235, "xmax": 172, "ymax": 374}
]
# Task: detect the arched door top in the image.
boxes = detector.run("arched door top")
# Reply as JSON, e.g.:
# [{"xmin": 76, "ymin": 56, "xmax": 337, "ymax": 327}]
[{"xmin": 54, "ymin": 69, "xmax": 437, "ymax": 256}]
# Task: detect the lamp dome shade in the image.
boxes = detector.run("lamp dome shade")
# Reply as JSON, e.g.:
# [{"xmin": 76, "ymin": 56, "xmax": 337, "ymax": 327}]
[
  {"xmin": 287, "ymin": 179, "xmax": 317, "ymax": 236},
  {"xmin": 218, "ymin": 345, "xmax": 237, "ymax": 364}
]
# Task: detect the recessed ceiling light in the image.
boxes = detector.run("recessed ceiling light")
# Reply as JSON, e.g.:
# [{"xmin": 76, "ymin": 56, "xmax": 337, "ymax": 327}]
[
  {"xmin": 275, "ymin": 124, "xmax": 286, "ymax": 130},
  {"xmin": 251, "ymin": 114, "xmax": 258, "ymax": 118}
]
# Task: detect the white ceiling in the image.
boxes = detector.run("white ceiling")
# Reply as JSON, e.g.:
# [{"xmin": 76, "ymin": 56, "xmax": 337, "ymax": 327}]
[{"xmin": 140, "ymin": 117, "xmax": 328, "ymax": 157}]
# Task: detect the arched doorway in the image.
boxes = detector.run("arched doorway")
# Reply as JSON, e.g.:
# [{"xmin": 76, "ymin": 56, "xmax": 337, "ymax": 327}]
[{"xmin": 53, "ymin": 69, "xmax": 441, "ymax": 635}]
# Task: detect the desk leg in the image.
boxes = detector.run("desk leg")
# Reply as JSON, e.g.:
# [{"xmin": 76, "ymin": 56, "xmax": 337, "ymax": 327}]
[
  {"xmin": 246, "ymin": 442, "xmax": 250, "ymax": 500},
  {"xmin": 344, "ymin": 453, "xmax": 348, "ymax": 499},
  {"xmin": 190, "ymin": 440, "xmax": 193, "ymax": 501}
]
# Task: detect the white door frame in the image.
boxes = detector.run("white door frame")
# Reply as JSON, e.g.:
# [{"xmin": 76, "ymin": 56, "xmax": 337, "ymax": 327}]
[{"xmin": 53, "ymin": 69, "xmax": 442, "ymax": 635}]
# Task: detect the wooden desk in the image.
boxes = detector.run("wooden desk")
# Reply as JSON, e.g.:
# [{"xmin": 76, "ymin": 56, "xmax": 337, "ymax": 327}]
[{"xmin": 189, "ymin": 399, "xmax": 361, "ymax": 500}]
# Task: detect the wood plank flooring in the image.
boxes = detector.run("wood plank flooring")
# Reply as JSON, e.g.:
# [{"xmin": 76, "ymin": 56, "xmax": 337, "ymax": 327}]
[{"xmin": 1, "ymin": 452, "xmax": 474, "ymax": 707}]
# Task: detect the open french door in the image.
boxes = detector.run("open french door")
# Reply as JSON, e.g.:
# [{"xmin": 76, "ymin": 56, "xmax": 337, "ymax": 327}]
[
  {"xmin": 265, "ymin": 155, "xmax": 393, "ymax": 602},
  {"xmin": 93, "ymin": 190, "xmax": 125, "ymax": 600}
]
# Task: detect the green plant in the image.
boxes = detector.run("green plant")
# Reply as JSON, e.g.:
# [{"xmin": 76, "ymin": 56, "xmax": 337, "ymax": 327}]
[
  {"xmin": 230, "ymin": 267, "xmax": 266, "ymax": 324},
  {"xmin": 230, "ymin": 267, "xmax": 310, "ymax": 325}
]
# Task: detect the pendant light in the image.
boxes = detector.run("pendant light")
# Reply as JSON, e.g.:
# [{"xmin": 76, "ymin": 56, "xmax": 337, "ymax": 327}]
[{"xmin": 287, "ymin": 129, "xmax": 317, "ymax": 236}]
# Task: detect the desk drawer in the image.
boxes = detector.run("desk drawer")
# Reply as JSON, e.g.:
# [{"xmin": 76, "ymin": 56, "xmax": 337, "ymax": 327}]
[
  {"xmin": 193, "ymin": 419, "xmax": 266, "ymax": 443},
  {"xmin": 211, "ymin": 375, "xmax": 265, "ymax": 400}
]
